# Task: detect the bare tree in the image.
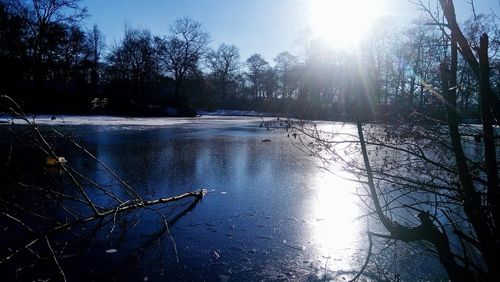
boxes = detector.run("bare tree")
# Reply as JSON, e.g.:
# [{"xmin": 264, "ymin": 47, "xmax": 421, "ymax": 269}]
[
  {"xmin": 246, "ymin": 53, "xmax": 269, "ymax": 99},
  {"xmin": 162, "ymin": 17, "xmax": 210, "ymax": 97},
  {"xmin": 9, "ymin": 0, "xmax": 87, "ymax": 87},
  {"xmin": 107, "ymin": 27, "xmax": 160, "ymax": 106},
  {"xmin": 58, "ymin": 24, "xmax": 87, "ymax": 84},
  {"xmin": 274, "ymin": 51, "xmax": 297, "ymax": 99},
  {"xmin": 87, "ymin": 24, "xmax": 105, "ymax": 96},
  {"xmin": 205, "ymin": 43, "xmax": 241, "ymax": 100},
  {"xmin": 435, "ymin": 0, "xmax": 500, "ymax": 123}
]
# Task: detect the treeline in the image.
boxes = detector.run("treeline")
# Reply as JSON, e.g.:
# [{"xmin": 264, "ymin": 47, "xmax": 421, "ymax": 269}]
[{"xmin": 1, "ymin": 0, "xmax": 499, "ymax": 119}]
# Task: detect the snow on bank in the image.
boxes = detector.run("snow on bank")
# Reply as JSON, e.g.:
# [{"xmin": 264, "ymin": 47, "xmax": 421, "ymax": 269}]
[
  {"xmin": 0, "ymin": 109, "xmax": 286, "ymax": 127},
  {"xmin": 197, "ymin": 109, "xmax": 282, "ymax": 117},
  {"xmin": 0, "ymin": 113, "xmax": 277, "ymax": 127},
  {"xmin": 0, "ymin": 115, "xmax": 190, "ymax": 126}
]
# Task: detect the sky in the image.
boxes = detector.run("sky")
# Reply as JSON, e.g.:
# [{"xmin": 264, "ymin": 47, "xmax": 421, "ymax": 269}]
[{"xmin": 81, "ymin": 0, "xmax": 499, "ymax": 63}]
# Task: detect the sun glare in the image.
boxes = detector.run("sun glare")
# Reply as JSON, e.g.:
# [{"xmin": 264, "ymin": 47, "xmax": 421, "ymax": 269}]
[
  {"xmin": 310, "ymin": 0, "xmax": 386, "ymax": 49},
  {"xmin": 309, "ymin": 169, "xmax": 364, "ymax": 270}
]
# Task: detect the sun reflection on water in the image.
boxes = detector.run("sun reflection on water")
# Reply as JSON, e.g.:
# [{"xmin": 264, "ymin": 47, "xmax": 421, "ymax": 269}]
[{"xmin": 309, "ymin": 169, "xmax": 365, "ymax": 271}]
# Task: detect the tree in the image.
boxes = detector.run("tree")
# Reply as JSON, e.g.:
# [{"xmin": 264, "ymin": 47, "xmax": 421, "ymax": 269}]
[
  {"xmin": 459, "ymin": 13, "xmax": 500, "ymax": 114},
  {"xmin": 0, "ymin": 2, "xmax": 27, "ymax": 99},
  {"xmin": 362, "ymin": 19, "xmax": 396, "ymax": 106},
  {"xmin": 57, "ymin": 24, "xmax": 87, "ymax": 84},
  {"xmin": 435, "ymin": 0, "xmax": 500, "ymax": 123},
  {"xmin": 205, "ymin": 43, "xmax": 241, "ymax": 100},
  {"xmin": 246, "ymin": 53, "xmax": 269, "ymax": 99},
  {"xmin": 291, "ymin": 0, "xmax": 499, "ymax": 280},
  {"xmin": 274, "ymin": 51, "xmax": 297, "ymax": 99},
  {"xmin": 86, "ymin": 24, "xmax": 105, "ymax": 96},
  {"xmin": 9, "ymin": 0, "xmax": 87, "ymax": 89},
  {"xmin": 106, "ymin": 27, "xmax": 160, "ymax": 107},
  {"xmin": 162, "ymin": 17, "xmax": 210, "ymax": 97}
]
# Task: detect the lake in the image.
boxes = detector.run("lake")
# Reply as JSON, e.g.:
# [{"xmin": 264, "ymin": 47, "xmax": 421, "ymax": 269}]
[{"xmin": 0, "ymin": 115, "xmax": 446, "ymax": 281}]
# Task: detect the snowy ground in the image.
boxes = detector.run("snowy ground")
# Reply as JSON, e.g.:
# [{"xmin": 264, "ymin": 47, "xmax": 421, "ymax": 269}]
[{"xmin": 0, "ymin": 113, "xmax": 279, "ymax": 127}]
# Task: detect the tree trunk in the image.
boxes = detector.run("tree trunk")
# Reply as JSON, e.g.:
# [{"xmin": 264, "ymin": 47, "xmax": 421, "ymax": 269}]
[
  {"xmin": 357, "ymin": 121, "xmax": 468, "ymax": 281},
  {"xmin": 440, "ymin": 32, "xmax": 498, "ymax": 279},
  {"xmin": 439, "ymin": 0, "xmax": 500, "ymax": 124},
  {"xmin": 478, "ymin": 34, "xmax": 500, "ymax": 249}
]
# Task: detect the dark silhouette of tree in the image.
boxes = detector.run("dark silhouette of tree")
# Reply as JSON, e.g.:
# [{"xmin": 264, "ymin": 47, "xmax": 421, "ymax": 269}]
[
  {"xmin": 436, "ymin": 0, "xmax": 500, "ymax": 124},
  {"xmin": 0, "ymin": 2, "xmax": 27, "ymax": 99},
  {"xmin": 205, "ymin": 43, "xmax": 241, "ymax": 100},
  {"xmin": 106, "ymin": 27, "xmax": 161, "ymax": 109},
  {"xmin": 400, "ymin": 20, "xmax": 442, "ymax": 109},
  {"xmin": 246, "ymin": 53, "xmax": 269, "ymax": 99},
  {"xmin": 263, "ymin": 67, "xmax": 278, "ymax": 100},
  {"xmin": 274, "ymin": 52, "xmax": 297, "ymax": 99},
  {"xmin": 162, "ymin": 17, "xmax": 210, "ymax": 98},
  {"xmin": 86, "ymin": 24, "xmax": 105, "ymax": 96},
  {"xmin": 9, "ymin": 0, "xmax": 87, "ymax": 90},
  {"xmin": 57, "ymin": 25, "xmax": 87, "ymax": 84}
]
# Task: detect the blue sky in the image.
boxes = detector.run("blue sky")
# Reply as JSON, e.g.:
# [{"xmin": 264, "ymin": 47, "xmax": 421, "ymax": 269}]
[{"xmin": 81, "ymin": 0, "xmax": 499, "ymax": 63}]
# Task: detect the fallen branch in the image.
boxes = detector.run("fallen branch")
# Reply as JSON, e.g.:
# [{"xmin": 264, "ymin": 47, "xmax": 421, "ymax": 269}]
[
  {"xmin": 0, "ymin": 189, "xmax": 207, "ymax": 265},
  {"xmin": 95, "ymin": 189, "xmax": 207, "ymax": 220}
]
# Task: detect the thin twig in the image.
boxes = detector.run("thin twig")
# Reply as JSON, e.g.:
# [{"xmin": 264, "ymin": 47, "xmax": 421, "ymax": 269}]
[
  {"xmin": 349, "ymin": 232, "xmax": 374, "ymax": 282},
  {"xmin": 45, "ymin": 236, "xmax": 66, "ymax": 282},
  {"xmin": 53, "ymin": 130, "xmax": 142, "ymax": 202},
  {"xmin": 2, "ymin": 212, "xmax": 34, "ymax": 233}
]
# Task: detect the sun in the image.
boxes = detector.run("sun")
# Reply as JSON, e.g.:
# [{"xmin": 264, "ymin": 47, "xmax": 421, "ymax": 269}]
[{"xmin": 310, "ymin": 0, "xmax": 386, "ymax": 49}]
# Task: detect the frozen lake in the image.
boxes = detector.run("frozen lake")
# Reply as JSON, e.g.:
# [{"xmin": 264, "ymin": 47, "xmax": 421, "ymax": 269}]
[{"xmin": 0, "ymin": 115, "xmax": 446, "ymax": 281}]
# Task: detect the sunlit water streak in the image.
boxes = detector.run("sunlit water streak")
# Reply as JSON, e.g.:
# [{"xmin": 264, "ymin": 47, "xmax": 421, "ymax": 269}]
[{"xmin": 308, "ymin": 171, "xmax": 365, "ymax": 272}]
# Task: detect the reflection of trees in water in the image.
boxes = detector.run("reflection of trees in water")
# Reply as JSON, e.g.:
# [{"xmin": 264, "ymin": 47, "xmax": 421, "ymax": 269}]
[{"xmin": 0, "ymin": 96, "xmax": 205, "ymax": 281}]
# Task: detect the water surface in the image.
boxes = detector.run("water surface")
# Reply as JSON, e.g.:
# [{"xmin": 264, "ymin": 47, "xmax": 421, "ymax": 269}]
[{"xmin": 0, "ymin": 115, "xmax": 445, "ymax": 281}]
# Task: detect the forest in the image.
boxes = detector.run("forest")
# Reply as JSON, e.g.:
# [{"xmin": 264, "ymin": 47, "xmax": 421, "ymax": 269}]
[{"xmin": 1, "ymin": 0, "xmax": 499, "ymax": 120}]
